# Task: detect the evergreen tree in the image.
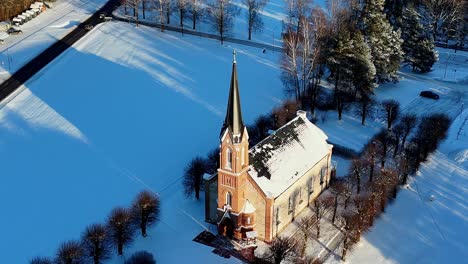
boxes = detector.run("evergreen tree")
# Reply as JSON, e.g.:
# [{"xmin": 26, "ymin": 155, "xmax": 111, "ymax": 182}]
[
  {"xmin": 361, "ymin": 0, "xmax": 403, "ymax": 83},
  {"xmin": 350, "ymin": 31, "xmax": 376, "ymax": 96},
  {"xmin": 401, "ymin": 8, "xmax": 438, "ymax": 73}
]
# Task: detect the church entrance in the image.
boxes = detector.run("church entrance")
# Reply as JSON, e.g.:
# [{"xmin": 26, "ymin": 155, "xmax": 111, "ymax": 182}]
[{"xmin": 218, "ymin": 217, "xmax": 235, "ymax": 239}]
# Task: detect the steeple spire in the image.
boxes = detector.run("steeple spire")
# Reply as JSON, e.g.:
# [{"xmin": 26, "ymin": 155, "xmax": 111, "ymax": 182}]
[{"xmin": 221, "ymin": 50, "xmax": 244, "ymax": 139}]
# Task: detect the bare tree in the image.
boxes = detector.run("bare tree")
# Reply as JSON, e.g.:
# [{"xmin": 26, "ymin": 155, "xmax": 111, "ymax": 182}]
[
  {"xmin": 131, "ymin": 190, "xmax": 161, "ymax": 237},
  {"xmin": 381, "ymin": 99, "xmax": 400, "ymax": 130},
  {"xmin": 423, "ymin": 0, "xmax": 464, "ymax": 42},
  {"xmin": 265, "ymin": 236, "xmax": 297, "ymax": 264},
  {"xmin": 204, "ymin": 147, "xmax": 220, "ymax": 174},
  {"xmin": 363, "ymin": 141, "xmax": 378, "ymax": 182},
  {"xmin": 125, "ymin": 251, "xmax": 156, "ymax": 264},
  {"xmin": 399, "ymin": 113, "xmax": 417, "ymax": 148},
  {"xmin": 355, "ymin": 95, "xmax": 375, "ymax": 126},
  {"xmin": 350, "ymin": 159, "xmax": 364, "ymax": 194},
  {"xmin": 243, "ymin": 0, "xmax": 268, "ymax": 40},
  {"xmin": 176, "ymin": 0, "xmax": 188, "ymax": 31},
  {"xmin": 127, "ymin": 0, "xmax": 141, "ymax": 26},
  {"xmin": 155, "ymin": 0, "xmax": 171, "ymax": 31},
  {"xmin": 81, "ymin": 224, "xmax": 111, "ymax": 264},
  {"xmin": 30, "ymin": 257, "xmax": 53, "ymax": 264},
  {"xmin": 55, "ymin": 240, "xmax": 85, "ymax": 264},
  {"xmin": 338, "ymin": 211, "xmax": 359, "ymax": 261},
  {"xmin": 107, "ymin": 207, "xmax": 136, "ymax": 256},
  {"xmin": 209, "ymin": 0, "xmax": 239, "ymax": 44},
  {"xmin": 281, "ymin": 29, "xmax": 300, "ymax": 100},
  {"xmin": 375, "ymin": 129, "xmax": 390, "ymax": 168},
  {"xmin": 189, "ymin": 0, "xmax": 204, "ymax": 30},
  {"xmin": 297, "ymin": 216, "xmax": 315, "ymax": 258},
  {"xmin": 313, "ymin": 194, "xmax": 333, "ymax": 238},
  {"xmin": 183, "ymin": 156, "xmax": 206, "ymax": 200}
]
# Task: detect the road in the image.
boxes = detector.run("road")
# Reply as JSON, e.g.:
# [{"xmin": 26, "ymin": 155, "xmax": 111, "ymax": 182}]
[{"xmin": 0, "ymin": 0, "xmax": 120, "ymax": 101}]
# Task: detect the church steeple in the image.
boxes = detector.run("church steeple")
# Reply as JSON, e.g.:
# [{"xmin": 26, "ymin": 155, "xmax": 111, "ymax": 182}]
[{"xmin": 221, "ymin": 50, "xmax": 245, "ymax": 139}]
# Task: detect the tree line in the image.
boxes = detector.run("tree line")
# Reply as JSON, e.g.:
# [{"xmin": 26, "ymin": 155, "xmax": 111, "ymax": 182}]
[
  {"xmin": 121, "ymin": 0, "xmax": 269, "ymax": 42},
  {"xmin": 30, "ymin": 190, "xmax": 160, "ymax": 264}
]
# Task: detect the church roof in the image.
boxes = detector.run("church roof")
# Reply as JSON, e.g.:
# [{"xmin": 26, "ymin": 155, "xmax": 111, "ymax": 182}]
[
  {"xmin": 248, "ymin": 111, "xmax": 332, "ymax": 198},
  {"xmin": 221, "ymin": 52, "xmax": 244, "ymax": 138}
]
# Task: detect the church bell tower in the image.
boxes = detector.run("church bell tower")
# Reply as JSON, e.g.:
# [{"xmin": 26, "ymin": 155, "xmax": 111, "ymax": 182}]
[{"xmin": 217, "ymin": 51, "xmax": 251, "ymax": 240}]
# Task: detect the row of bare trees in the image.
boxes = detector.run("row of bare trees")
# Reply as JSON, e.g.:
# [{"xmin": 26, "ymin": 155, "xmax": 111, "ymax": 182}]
[
  {"xmin": 30, "ymin": 191, "xmax": 161, "ymax": 264},
  {"xmin": 255, "ymin": 110, "xmax": 451, "ymax": 263},
  {"xmin": 120, "ymin": 0, "xmax": 269, "ymax": 41}
]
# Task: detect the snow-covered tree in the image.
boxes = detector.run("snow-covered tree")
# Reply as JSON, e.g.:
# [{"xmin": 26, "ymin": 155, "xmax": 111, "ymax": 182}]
[
  {"xmin": 401, "ymin": 7, "xmax": 438, "ymax": 72},
  {"xmin": 208, "ymin": 0, "xmax": 240, "ymax": 44},
  {"xmin": 243, "ymin": 0, "xmax": 268, "ymax": 40},
  {"xmin": 361, "ymin": 0, "xmax": 403, "ymax": 83}
]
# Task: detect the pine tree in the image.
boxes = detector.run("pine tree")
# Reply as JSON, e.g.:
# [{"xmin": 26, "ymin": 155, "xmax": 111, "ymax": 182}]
[
  {"xmin": 350, "ymin": 31, "xmax": 376, "ymax": 96},
  {"xmin": 401, "ymin": 8, "xmax": 438, "ymax": 73},
  {"xmin": 361, "ymin": 0, "xmax": 403, "ymax": 83}
]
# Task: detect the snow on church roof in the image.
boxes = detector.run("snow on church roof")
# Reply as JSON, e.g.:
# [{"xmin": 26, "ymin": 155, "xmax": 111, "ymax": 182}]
[
  {"xmin": 248, "ymin": 111, "xmax": 332, "ymax": 198},
  {"xmin": 241, "ymin": 200, "xmax": 256, "ymax": 214}
]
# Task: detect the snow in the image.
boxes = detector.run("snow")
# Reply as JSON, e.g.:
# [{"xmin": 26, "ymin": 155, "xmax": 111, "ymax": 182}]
[
  {"xmin": 241, "ymin": 199, "xmax": 256, "ymax": 214},
  {"xmin": 0, "ymin": 0, "xmax": 107, "ymax": 83},
  {"xmin": 340, "ymin": 110, "xmax": 468, "ymax": 263},
  {"xmin": 322, "ymin": 51, "xmax": 468, "ymax": 263},
  {"xmin": 249, "ymin": 115, "xmax": 330, "ymax": 197},
  {"xmin": 0, "ymin": 20, "xmax": 282, "ymax": 263}
]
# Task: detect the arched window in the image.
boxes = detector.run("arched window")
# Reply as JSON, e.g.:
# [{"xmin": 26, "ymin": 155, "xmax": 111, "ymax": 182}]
[
  {"xmin": 241, "ymin": 147, "xmax": 245, "ymax": 166},
  {"xmin": 226, "ymin": 148, "xmax": 232, "ymax": 169},
  {"xmin": 226, "ymin": 192, "xmax": 232, "ymax": 206}
]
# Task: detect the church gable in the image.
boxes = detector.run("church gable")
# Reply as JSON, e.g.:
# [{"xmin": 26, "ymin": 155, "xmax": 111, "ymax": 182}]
[{"xmin": 248, "ymin": 111, "xmax": 332, "ymax": 198}]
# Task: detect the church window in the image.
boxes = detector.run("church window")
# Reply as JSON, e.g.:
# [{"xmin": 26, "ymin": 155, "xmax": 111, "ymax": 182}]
[
  {"xmin": 320, "ymin": 168, "xmax": 324, "ymax": 185},
  {"xmin": 241, "ymin": 147, "xmax": 245, "ymax": 166},
  {"xmin": 288, "ymin": 197, "xmax": 292, "ymax": 214},
  {"xmin": 247, "ymin": 217, "xmax": 251, "ymax": 225},
  {"xmin": 226, "ymin": 192, "xmax": 232, "ymax": 206},
  {"xmin": 226, "ymin": 148, "xmax": 232, "ymax": 169}
]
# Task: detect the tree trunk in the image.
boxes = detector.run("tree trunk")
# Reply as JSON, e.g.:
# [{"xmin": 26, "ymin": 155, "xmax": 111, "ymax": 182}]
[
  {"xmin": 118, "ymin": 242, "xmax": 123, "ymax": 255},
  {"xmin": 142, "ymin": 1, "xmax": 146, "ymax": 19},
  {"xmin": 332, "ymin": 197, "xmax": 338, "ymax": 223},
  {"xmin": 192, "ymin": 14, "xmax": 196, "ymax": 30},
  {"xmin": 248, "ymin": 25, "xmax": 252, "ymax": 40}
]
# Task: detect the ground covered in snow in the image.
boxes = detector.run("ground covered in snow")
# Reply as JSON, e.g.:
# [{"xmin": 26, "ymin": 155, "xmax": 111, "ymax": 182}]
[
  {"xmin": 0, "ymin": 21, "xmax": 282, "ymax": 263},
  {"xmin": 337, "ymin": 109, "xmax": 468, "ymax": 264},
  {"xmin": 0, "ymin": 0, "xmax": 107, "ymax": 83}
]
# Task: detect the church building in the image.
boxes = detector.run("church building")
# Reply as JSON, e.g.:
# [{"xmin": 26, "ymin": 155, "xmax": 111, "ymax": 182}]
[{"xmin": 204, "ymin": 52, "xmax": 334, "ymax": 243}]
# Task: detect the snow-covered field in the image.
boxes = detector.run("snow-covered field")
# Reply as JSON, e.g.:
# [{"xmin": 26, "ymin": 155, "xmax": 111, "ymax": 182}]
[
  {"xmin": 1, "ymin": 0, "xmax": 467, "ymax": 262},
  {"xmin": 0, "ymin": 21, "xmax": 282, "ymax": 263},
  {"xmin": 339, "ymin": 109, "xmax": 468, "ymax": 264},
  {"xmin": 0, "ymin": 0, "xmax": 107, "ymax": 83}
]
